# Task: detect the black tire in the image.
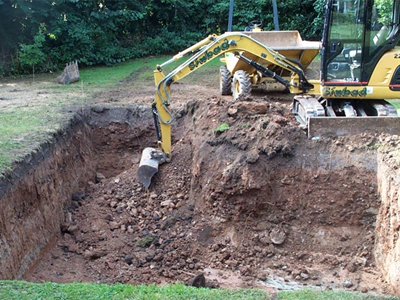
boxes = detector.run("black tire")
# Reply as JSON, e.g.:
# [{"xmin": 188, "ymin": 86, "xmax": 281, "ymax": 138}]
[
  {"xmin": 219, "ymin": 65, "xmax": 232, "ymax": 95},
  {"xmin": 232, "ymin": 70, "xmax": 252, "ymax": 101}
]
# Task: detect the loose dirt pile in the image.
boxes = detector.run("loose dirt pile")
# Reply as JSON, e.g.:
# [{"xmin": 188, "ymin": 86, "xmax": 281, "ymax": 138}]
[{"xmin": 24, "ymin": 79, "xmax": 395, "ymax": 296}]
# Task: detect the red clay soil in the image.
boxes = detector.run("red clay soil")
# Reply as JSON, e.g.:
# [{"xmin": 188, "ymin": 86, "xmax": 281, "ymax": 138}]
[{"xmin": 24, "ymin": 82, "xmax": 396, "ymax": 296}]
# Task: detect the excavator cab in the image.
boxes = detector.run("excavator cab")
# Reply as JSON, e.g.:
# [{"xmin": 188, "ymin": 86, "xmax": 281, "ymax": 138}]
[
  {"xmin": 294, "ymin": 0, "xmax": 400, "ymax": 137},
  {"xmin": 322, "ymin": 0, "xmax": 400, "ymax": 84}
]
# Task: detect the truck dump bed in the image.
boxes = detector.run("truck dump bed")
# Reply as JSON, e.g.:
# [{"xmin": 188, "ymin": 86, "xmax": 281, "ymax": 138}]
[{"xmin": 225, "ymin": 31, "xmax": 321, "ymax": 77}]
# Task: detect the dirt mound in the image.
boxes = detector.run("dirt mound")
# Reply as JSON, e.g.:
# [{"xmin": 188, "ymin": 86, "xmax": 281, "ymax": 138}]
[{"xmin": 25, "ymin": 90, "xmax": 393, "ymax": 295}]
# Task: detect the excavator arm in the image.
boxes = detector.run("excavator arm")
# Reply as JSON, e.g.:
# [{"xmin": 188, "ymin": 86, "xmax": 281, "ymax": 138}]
[{"xmin": 137, "ymin": 32, "xmax": 313, "ymax": 188}]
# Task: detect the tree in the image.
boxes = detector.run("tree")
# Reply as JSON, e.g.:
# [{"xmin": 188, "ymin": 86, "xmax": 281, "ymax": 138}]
[
  {"xmin": 375, "ymin": 0, "xmax": 393, "ymax": 24},
  {"xmin": 19, "ymin": 24, "xmax": 47, "ymax": 78}
]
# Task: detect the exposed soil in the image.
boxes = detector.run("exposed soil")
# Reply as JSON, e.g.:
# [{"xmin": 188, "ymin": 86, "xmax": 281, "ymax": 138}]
[{"xmin": 2, "ymin": 69, "xmax": 399, "ymax": 296}]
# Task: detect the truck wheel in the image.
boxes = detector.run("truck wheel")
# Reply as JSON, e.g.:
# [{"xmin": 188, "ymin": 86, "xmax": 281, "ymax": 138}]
[
  {"xmin": 220, "ymin": 65, "xmax": 232, "ymax": 95},
  {"xmin": 232, "ymin": 70, "xmax": 251, "ymax": 101}
]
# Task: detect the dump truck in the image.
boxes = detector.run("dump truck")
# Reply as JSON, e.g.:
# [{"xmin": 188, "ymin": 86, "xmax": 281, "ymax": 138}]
[
  {"xmin": 138, "ymin": 0, "xmax": 400, "ymax": 188},
  {"xmin": 220, "ymin": 30, "xmax": 320, "ymax": 97}
]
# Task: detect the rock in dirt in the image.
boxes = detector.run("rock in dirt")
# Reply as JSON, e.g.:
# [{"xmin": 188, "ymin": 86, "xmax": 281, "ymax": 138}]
[
  {"xmin": 161, "ymin": 216, "xmax": 177, "ymax": 230},
  {"xmin": 96, "ymin": 172, "xmax": 106, "ymax": 182},
  {"xmin": 124, "ymin": 254, "xmax": 134, "ymax": 265},
  {"xmin": 300, "ymin": 272, "xmax": 309, "ymax": 280},
  {"xmin": 188, "ymin": 273, "xmax": 206, "ymax": 288},
  {"xmin": 343, "ymin": 279, "xmax": 354, "ymax": 288},
  {"xmin": 109, "ymin": 221, "xmax": 119, "ymax": 230},
  {"xmin": 84, "ymin": 249, "xmax": 107, "ymax": 260},
  {"xmin": 257, "ymin": 272, "xmax": 268, "ymax": 281},
  {"xmin": 270, "ymin": 228, "xmax": 286, "ymax": 245},
  {"xmin": 57, "ymin": 61, "xmax": 80, "ymax": 84}
]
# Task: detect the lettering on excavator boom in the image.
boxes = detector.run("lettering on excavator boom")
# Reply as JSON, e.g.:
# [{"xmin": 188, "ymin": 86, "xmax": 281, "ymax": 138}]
[{"xmin": 189, "ymin": 39, "xmax": 231, "ymax": 70}]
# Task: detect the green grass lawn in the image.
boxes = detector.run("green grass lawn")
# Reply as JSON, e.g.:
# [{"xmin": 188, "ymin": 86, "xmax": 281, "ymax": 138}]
[
  {"xmin": 0, "ymin": 281, "xmax": 268, "ymax": 300},
  {"xmin": 1, "ymin": 281, "xmax": 399, "ymax": 300},
  {"xmin": 277, "ymin": 289, "xmax": 400, "ymax": 300},
  {"xmin": 78, "ymin": 54, "xmax": 222, "ymax": 88}
]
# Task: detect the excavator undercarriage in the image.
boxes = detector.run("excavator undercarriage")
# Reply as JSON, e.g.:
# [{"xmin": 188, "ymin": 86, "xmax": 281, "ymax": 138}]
[{"xmin": 293, "ymin": 96, "xmax": 400, "ymax": 138}]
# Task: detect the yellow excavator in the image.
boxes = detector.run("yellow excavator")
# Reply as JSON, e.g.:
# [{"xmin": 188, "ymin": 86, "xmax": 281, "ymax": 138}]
[{"xmin": 138, "ymin": 0, "xmax": 400, "ymax": 188}]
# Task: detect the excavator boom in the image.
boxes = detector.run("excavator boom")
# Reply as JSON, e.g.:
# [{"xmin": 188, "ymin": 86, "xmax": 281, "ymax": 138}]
[{"xmin": 137, "ymin": 32, "xmax": 315, "ymax": 187}]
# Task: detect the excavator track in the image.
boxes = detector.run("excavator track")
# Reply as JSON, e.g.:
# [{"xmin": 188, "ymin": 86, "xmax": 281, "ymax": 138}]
[{"xmin": 293, "ymin": 95, "xmax": 400, "ymax": 138}]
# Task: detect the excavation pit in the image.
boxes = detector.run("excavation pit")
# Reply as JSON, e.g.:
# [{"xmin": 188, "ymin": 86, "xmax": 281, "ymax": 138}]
[{"xmin": 0, "ymin": 98, "xmax": 399, "ymax": 296}]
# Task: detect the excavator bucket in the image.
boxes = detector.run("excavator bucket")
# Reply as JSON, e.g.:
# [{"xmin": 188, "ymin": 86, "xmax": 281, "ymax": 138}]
[{"xmin": 137, "ymin": 147, "xmax": 167, "ymax": 189}]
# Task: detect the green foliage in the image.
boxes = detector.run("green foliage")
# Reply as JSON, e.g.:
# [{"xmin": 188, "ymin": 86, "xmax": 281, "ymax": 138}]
[
  {"xmin": 143, "ymin": 28, "xmax": 203, "ymax": 55},
  {"xmin": 214, "ymin": 123, "xmax": 230, "ymax": 136},
  {"xmin": 375, "ymin": 0, "xmax": 393, "ymax": 24},
  {"xmin": 276, "ymin": 0, "xmax": 323, "ymax": 39},
  {"xmin": 311, "ymin": 0, "xmax": 326, "ymax": 39},
  {"xmin": 136, "ymin": 236, "xmax": 154, "ymax": 247},
  {"xmin": 1, "ymin": 0, "xmax": 326, "ymax": 75},
  {"xmin": 19, "ymin": 24, "xmax": 47, "ymax": 75}
]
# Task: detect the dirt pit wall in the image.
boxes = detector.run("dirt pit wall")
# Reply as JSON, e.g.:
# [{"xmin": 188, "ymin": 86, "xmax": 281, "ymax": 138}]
[
  {"xmin": 0, "ymin": 115, "xmax": 95, "ymax": 279},
  {"xmin": 1, "ymin": 97, "xmax": 400, "ymax": 296},
  {"xmin": 0, "ymin": 105, "xmax": 153, "ymax": 279},
  {"xmin": 375, "ymin": 137, "xmax": 400, "ymax": 296}
]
